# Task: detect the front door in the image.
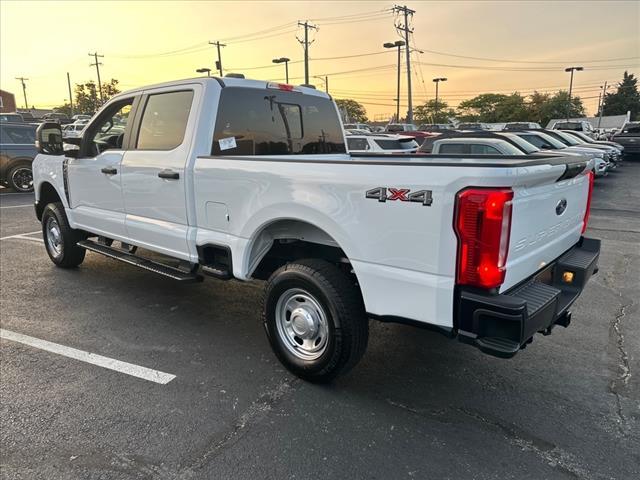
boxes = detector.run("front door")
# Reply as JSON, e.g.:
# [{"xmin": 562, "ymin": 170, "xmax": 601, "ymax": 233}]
[
  {"xmin": 67, "ymin": 98, "xmax": 135, "ymax": 238},
  {"xmin": 120, "ymin": 88, "xmax": 196, "ymax": 260}
]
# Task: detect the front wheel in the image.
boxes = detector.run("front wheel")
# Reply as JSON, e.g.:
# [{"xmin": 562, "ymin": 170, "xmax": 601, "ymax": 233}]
[
  {"xmin": 263, "ymin": 259, "xmax": 368, "ymax": 383},
  {"xmin": 41, "ymin": 202, "xmax": 86, "ymax": 268}
]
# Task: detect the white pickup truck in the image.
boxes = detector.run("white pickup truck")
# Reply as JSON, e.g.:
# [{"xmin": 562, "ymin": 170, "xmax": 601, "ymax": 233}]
[{"xmin": 32, "ymin": 77, "xmax": 600, "ymax": 382}]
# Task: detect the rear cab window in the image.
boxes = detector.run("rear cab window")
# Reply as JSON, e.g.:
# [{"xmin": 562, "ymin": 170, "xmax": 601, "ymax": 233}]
[{"xmin": 212, "ymin": 87, "xmax": 345, "ymax": 155}]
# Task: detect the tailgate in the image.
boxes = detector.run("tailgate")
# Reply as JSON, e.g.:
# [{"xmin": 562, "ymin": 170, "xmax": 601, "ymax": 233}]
[{"xmin": 501, "ymin": 170, "xmax": 590, "ymax": 292}]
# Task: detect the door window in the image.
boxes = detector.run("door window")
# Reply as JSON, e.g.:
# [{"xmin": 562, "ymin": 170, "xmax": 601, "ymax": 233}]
[
  {"xmin": 87, "ymin": 99, "xmax": 133, "ymax": 155},
  {"xmin": 347, "ymin": 138, "xmax": 370, "ymax": 151},
  {"xmin": 136, "ymin": 91, "xmax": 194, "ymax": 150},
  {"xmin": 470, "ymin": 144, "xmax": 501, "ymax": 155}
]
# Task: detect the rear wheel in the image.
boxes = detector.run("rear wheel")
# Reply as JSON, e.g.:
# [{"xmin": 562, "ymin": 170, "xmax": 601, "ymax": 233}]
[
  {"xmin": 41, "ymin": 202, "xmax": 86, "ymax": 268},
  {"xmin": 7, "ymin": 163, "xmax": 33, "ymax": 192},
  {"xmin": 263, "ymin": 259, "xmax": 368, "ymax": 383}
]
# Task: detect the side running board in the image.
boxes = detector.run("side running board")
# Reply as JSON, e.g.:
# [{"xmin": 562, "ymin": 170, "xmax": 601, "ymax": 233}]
[{"xmin": 77, "ymin": 239, "xmax": 203, "ymax": 283}]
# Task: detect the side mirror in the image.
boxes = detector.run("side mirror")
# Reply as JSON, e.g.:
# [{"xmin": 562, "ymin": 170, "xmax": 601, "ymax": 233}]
[{"xmin": 35, "ymin": 122, "xmax": 64, "ymax": 155}]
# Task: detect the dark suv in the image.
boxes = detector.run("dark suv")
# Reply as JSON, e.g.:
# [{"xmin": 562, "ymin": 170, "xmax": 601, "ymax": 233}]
[
  {"xmin": 0, "ymin": 123, "xmax": 37, "ymax": 192},
  {"xmin": 613, "ymin": 122, "xmax": 640, "ymax": 155}
]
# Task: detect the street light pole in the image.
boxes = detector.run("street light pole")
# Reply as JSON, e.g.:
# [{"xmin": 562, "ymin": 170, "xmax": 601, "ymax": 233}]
[
  {"xmin": 384, "ymin": 40, "xmax": 405, "ymax": 121},
  {"xmin": 432, "ymin": 77, "xmax": 447, "ymax": 124},
  {"xmin": 196, "ymin": 68, "xmax": 211, "ymax": 77},
  {"xmin": 564, "ymin": 66, "xmax": 584, "ymax": 120},
  {"xmin": 272, "ymin": 57, "xmax": 290, "ymax": 83}
]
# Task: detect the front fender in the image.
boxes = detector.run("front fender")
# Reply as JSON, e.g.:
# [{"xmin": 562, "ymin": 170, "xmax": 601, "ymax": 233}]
[{"xmin": 33, "ymin": 154, "xmax": 69, "ymax": 208}]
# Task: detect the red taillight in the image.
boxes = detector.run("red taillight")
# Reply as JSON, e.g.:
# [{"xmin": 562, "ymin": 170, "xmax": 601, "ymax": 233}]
[
  {"xmin": 581, "ymin": 170, "xmax": 594, "ymax": 234},
  {"xmin": 454, "ymin": 188, "xmax": 514, "ymax": 289},
  {"xmin": 267, "ymin": 82, "xmax": 296, "ymax": 92}
]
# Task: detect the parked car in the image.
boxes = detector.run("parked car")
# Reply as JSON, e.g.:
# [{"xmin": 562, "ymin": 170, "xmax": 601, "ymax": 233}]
[
  {"xmin": 343, "ymin": 123, "xmax": 371, "ymax": 132},
  {"xmin": 457, "ymin": 122, "xmax": 489, "ymax": 130},
  {"xmin": 42, "ymin": 113, "xmax": 72, "ymax": 124},
  {"xmin": 0, "ymin": 123, "xmax": 37, "ymax": 192},
  {"xmin": 384, "ymin": 123, "xmax": 433, "ymax": 140},
  {"xmin": 0, "ymin": 113, "xmax": 24, "ymax": 123},
  {"xmin": 613, "ymin": 122, "xmax": 640, "ymax": 156},
  {"xmin": 345, "ymin": 132, "xmax": 419, "ymax": 154},
  {"xmin": 429, "ymin": 137, "xmax": 525, "ymax": 155},
  {"xmin": 32, "ymin": 77, "xmax": 600, "ymax": 382},
  {"xmin": 550, "ymin": 120, "xmax": 595, "ymax": 138},
  {"xmin": 62, "ymin": 123, "xmax": 86, "ymax": 139},
  {"xmin": 72, "ymin": 114, "xmax": 92, "ymax": 122},
  {"xmin": 510, "ymin": 131, "xmax": 609, "ymax": 176},
  {"xmin": 559, "ymin": 130, "xmax": 623, "ymax": 164},
  {"xmin": 417, "ymin": 124, "xmax": 453, "ymax": 132},
  {"xmin": 544, "ymin": 129, "xmax": 619, "ymax": 167},
  {"xmin": 503, "ymin": 122, "xmax": 542, "ymax": 130}
]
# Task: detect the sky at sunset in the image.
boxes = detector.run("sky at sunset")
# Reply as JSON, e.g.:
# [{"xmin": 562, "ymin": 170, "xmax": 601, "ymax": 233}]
[{"xmin": 1, "ymin": 0, "xmax": 638, "ymax": 120}]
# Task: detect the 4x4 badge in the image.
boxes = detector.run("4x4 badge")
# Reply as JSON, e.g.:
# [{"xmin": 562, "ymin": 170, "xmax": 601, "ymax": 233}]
[{"xmin": 365, "ymin": 187, "xmax": 433, "ymax": 206}]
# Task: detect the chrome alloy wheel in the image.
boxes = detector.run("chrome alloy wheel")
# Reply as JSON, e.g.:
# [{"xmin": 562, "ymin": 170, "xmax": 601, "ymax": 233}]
[
  {"xmin": 45, "ymin": 216, "xmax": 63, "ymax": 258},
  {"xmin": 275, "ymin": 288, "xmax": 329, "ymax": 361}
]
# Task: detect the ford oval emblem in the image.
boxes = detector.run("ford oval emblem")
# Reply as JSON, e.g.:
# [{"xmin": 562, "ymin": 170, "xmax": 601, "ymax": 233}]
[{"xmin": 556, "ymin": 198, "xmax": 568, "ymax": 216}]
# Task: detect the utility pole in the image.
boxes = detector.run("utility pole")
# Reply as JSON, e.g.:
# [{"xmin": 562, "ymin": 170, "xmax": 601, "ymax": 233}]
[
  {"xmin": 393, "ymin": 5, "xmax": 416, "ymax": 123},
  {"xmin": 564, "ymin": 66, "xmax": 583, "ymax": 121},
  {"xmin": 598, "ymin": 81, "xmax": 609, "ymax": 129},
  {"xmin": 15, "ymin": 77, "xmax": 28, "ymax": 109},
  {"xmin": 297, "ymin": 20, "xmax": 318, "ymax": 85},
  {"xmin": 209, "ymin": 41, "xmax": 226, "ymax": 76},
  {"xmin": 67, "ymin": 72, "xmax": 74, "ymax": 116},
  {"xmin": 89, "ymin": 52, "xmax": 104, "ymax": 103}
]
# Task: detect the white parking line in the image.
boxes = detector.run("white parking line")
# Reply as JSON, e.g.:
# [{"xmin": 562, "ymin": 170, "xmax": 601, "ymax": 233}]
[
  {"xmin": 10, "ymin": 236, "xmax": 43, "ymax": 244},
  {"xmin": 0, "ymin": 231, "xmax": 41, "ymax": 241},
  {"xmin": 0, "ymin": 204, "xmax": 32, "ymax": 209},
  {"xmin": 0, "ymin": 329, "xmax": 176, "ymax": 384},
  {"xmin": 0, "ymin": 192, "xmax": 33, "ymax": 196}
]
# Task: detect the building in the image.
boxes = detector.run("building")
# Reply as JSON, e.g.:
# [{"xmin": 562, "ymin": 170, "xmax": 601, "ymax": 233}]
[
  {"xmin": 546, "ymin": 112, "xmax": 631, "ymax": 131},
  {"xmin": 0, "ymin": 89, "xmax": 17, "ymax": 113}
]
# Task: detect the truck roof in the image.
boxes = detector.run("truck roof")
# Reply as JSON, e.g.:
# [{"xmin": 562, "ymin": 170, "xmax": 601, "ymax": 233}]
[{"xmin": 115, "ymin": 76, "xmax": 330, "ymax": 100}]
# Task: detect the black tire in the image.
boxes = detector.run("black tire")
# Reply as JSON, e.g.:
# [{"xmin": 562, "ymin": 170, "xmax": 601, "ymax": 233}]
[
  {"xmin": 263, "ymin": 259, "xmax": 368, "ymax": 383},
  {"xmin": 7, "ymin": 162, "xmax": 33, "ymax": 192},
  {"xmin": 41, "ymin": 202, "xmax": 86, "ymax": 268}
]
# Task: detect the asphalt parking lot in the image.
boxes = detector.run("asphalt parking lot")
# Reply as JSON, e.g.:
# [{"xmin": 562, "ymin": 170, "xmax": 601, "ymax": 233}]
[{"xmin": 1, "ymin": 162, "xmax": 639, "ymax": 480}]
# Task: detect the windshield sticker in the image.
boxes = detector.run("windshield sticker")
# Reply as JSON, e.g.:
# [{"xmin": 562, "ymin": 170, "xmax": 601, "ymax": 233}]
[{"xmin": 219, "ymin": 137, "xmax": 237, "ymax": 151}]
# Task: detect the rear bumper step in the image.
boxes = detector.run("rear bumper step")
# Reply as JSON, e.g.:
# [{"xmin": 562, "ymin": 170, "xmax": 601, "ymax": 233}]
[
  {"xmin": 456, "ymin": 236, "xmax": 600, "ymax": 358},
  {"xmin": 78, "ymin": 240, "xmax": 203, "ymax": 283}
]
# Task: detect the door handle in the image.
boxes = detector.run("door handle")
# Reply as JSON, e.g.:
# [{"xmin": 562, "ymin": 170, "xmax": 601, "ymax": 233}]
[
  {"xmin": 158, "ymin": 169, "xmax": 180, "ymax": 180},
  {"xmin": 101, "ymin": 167, "xmax": 117, "ymax": 175}
]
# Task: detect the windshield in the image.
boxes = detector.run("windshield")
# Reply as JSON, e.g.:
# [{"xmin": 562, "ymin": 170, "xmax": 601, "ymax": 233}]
[
  {"xmin": 499, "ymin": 132, "xmax": 539, "ymax": 153},
  {"xmin": 519, "ymin": 132, "xmax": 566, "ymax": 149},
  {"xmin": 552, "ymin": 130, "xmax": 581, "ymax": 146},
  {"xmin": 566, "ymin": 131, "xmax": 592, "ymax": 142}
]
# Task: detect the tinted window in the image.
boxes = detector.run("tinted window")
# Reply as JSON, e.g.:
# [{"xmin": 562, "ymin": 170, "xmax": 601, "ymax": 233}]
[
  {"xmin": 470, "ymin": 144, "xmax": 501, "ymax": 155},
  {"xmin": 347, "ymin": 138, "xmax": 369, "ymax": 151},
  {"xmin": 438, "ymin": 143, "xmax": 468, "ymax": 154},
  {"xmin": 0, "ymin": 125, "xmax": 35, "ymax": 144},
  {"xmin": 212, "ymin": 87, "xmax": 345, "ymax": 155},
  {"xmin": 137, "ymin": 91, "xmax": 193, "ymax": 150}
]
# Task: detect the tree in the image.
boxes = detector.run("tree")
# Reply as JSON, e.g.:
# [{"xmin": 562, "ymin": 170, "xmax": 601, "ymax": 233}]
[
  {"xmin": 334, "ymin": 99, "xmax": 368, "ymax": 122},
  {"xmin": 602, "ymin": 71, "xmax": 640, "ymax": 120},
  {"xmin": 536, "ymin": 90, "xmax": 584, "ymax": 126},
  {"xmin": 414, "ymin": 99, "xmax": 456, "ymax": 124},
  {"xmin": 457, "ymin": 93, "xmax": 510, "ymax": 123},
  {"xmin": 55, "ymin": 78, "xmax": 121, "ymax": 116}
]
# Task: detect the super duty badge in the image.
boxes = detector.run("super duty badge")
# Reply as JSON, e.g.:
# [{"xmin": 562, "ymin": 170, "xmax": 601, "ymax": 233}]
[{"xmin": 365, "ymin": 187, "xmax": 433, "ymax": 206}]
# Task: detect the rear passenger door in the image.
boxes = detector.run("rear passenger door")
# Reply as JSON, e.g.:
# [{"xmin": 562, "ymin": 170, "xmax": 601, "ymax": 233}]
[{"xmin": 120, "ymin": 87, "xmax": 197, "ymax": 260}]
